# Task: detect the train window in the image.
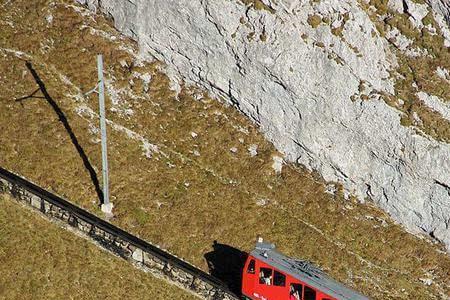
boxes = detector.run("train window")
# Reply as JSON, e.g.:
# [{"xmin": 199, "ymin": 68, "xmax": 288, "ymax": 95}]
[
  {"xmin": 259, "ymin": 267, "xmax": 273, "ymax": 285},
  {"xmin": 273, "ymin": 270, "xmax": 286, "ymax": 287},
  {"xmin": 290, "ymin": 283, "xmax": 303, "ymax": 300},
  {"xmin": 247, "ymin": 259, "xmax": 255, "ymax": 274},
  {"xmin": 304, "ymin": 286, "xmax": 317, "ymax": 300}
]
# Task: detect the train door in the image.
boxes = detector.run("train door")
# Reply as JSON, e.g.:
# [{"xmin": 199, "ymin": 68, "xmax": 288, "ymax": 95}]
[
  {"xmin": 271, "ymin": 269, "xmax": 288, "ymax": 298},
  {"xmin": 242, "ymin": 257, "xmax": 257, "ymax": 299}
]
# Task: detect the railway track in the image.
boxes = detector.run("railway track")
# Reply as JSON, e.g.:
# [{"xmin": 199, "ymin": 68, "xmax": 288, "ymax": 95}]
[{"xmin": 0, "ymin": 167, "xmax": 239, "ymax": 300}]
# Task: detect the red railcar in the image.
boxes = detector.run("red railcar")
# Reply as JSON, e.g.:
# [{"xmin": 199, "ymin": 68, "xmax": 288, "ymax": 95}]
[{"xmin": 241, "ymin": 240, "xmax": 369, "ymax": 300}]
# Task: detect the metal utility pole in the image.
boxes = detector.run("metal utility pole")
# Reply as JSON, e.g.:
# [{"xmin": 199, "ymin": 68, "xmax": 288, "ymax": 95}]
[{"xmin": 98, "ymin": 54, "xmax": 113, "ymax": 215}]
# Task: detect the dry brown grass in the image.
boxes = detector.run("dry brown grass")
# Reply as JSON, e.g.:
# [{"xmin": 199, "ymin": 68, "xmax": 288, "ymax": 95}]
[
  {"xmin": 307, "ymin": 14, "xmax": 323, "ymax": 28},
  {"xmin": 0, "ymin": 1, "xmax": 449, "ymax": 299},
  {"xmin": 0, "ymin": 194, "xmax": 197, "ymax": 300}
]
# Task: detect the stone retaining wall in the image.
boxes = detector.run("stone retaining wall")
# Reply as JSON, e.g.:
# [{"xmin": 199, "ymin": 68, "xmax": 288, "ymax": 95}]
[{"xmin": 0, "ymin": 176, "xmax": 238, "ymax": 300}]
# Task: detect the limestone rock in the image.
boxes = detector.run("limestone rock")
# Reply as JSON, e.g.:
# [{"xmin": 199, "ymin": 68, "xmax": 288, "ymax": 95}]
[
  {"xmin": 385, "ymin": 28, "xmax": 413, "ymax": 51},
  {"xmin": 132, "ymin": 248, "xmax": 144, "ymax": 262},
  {"xmin": 426, "ymin": 0, "xmax": 450, "ymax": 46},
  {"xmin": 388, "ymin": 0, "xmax": 405, "ymax": 14},
  {"xmin": 248, "ymin": 144, "xmax": 258, "ymax": 157},
  {"xmin": 427, "ymin": 0, "xmax": 450, "ymax": 25},
  {"xmin": 417, "ymin": 92, "xmax": 450, "ymax": 122},
  {"xmin": 404, "ymin": 0, "xmax": 429, "ymax": 28},
  {"xmin": 436, "ymin": 66, "xmax": 450, "ymax": 81},
  {"xmin": 272, "ymin": 156, "xmax": 283, "ymax": 174}
]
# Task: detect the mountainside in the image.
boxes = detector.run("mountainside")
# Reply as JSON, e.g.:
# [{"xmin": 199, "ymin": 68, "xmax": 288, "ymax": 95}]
[
  {"xmin": 78, "ymin": 0, "xmax": 450, "ymax": 252},
  {"xmin": 1, "ymin": 0, "xmax": 450, "ymax": 299}
]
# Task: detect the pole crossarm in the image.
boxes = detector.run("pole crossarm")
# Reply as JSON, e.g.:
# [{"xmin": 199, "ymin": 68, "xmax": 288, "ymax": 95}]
[{"xmin": 83, "ymin": 81, "xmax": 101, "ymax": 96}]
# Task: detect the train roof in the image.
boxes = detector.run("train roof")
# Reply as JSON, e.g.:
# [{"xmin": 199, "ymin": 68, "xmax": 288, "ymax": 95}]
[{"xmin": 250, "ymin": 241, "xmax": 370, "ymax": 300}]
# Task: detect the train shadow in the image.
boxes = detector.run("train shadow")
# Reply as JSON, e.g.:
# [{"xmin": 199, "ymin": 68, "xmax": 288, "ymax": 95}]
[
  {"xmin": 204, "ymin": 241, "xmax": 248, "ymax": 295},
  {"xmin": 15, "ymin": 62, "xmax": 104, "ymax": 205}
]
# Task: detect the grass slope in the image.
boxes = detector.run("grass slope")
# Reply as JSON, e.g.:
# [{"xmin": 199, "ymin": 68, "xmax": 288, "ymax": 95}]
[{"xmin": 0, "ymin": 194, "xmax": 197, "ymax": 300}]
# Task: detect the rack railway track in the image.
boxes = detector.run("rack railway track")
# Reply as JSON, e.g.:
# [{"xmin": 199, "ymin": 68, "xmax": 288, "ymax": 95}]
[{"xmin": 0, "ymin": 167, "xmax": 239, "ymax": 300}]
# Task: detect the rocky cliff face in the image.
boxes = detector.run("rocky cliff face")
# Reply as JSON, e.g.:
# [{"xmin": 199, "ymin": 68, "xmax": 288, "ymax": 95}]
[
  {"xmin": 428, "ymin": 0, "xmax": 450, "ymax": 24},
  {"xmin": 78, "ymin": 0, "xmax": 450, "ymax": 251}
]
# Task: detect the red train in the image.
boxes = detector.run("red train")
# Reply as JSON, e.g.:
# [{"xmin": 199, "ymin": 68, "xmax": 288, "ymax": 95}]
[{"xmin": 241, "ymin": 239, "xmax": 369, "ymax": 300}]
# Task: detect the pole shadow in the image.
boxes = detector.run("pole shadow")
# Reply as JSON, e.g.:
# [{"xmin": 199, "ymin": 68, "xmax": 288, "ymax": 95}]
[
  {"xmin": 15, "ymin": 61, "xmax": 104, "ymax": 205},
  {"xmin": 204, "ymin": 241, "xmax": 248, "ymax": 295}
]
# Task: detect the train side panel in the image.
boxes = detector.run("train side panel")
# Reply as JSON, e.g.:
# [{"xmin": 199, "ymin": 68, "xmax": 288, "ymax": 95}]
[{"xmin": 242, "ymin": 255, "xmax": 336, "ymax": 300}]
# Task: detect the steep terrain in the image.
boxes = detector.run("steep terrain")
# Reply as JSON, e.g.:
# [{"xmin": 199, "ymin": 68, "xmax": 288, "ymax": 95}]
[
  {"xmin": 0, "ymin": 194, "xmax": 197, "ymax": 300},
  {"xmin": 78, "ymin": 0, "xmax": 450, "ymax": 252},
  {"xmin": 0, "ymin": 0, "xmax": 449, "ymax": 299}
]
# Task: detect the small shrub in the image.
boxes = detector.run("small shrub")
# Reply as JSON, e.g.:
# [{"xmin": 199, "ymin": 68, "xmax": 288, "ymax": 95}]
[
  {"xmin": 240, "ymin": 0, "xmax": 275, "ymax": 13},
  {"xmin": 260, "ymin": 32, "xmax": 267, "ymax": 42},
  {"xmin": 307, "ymin": 14, "xmax": 322, "ymax": 28}
]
